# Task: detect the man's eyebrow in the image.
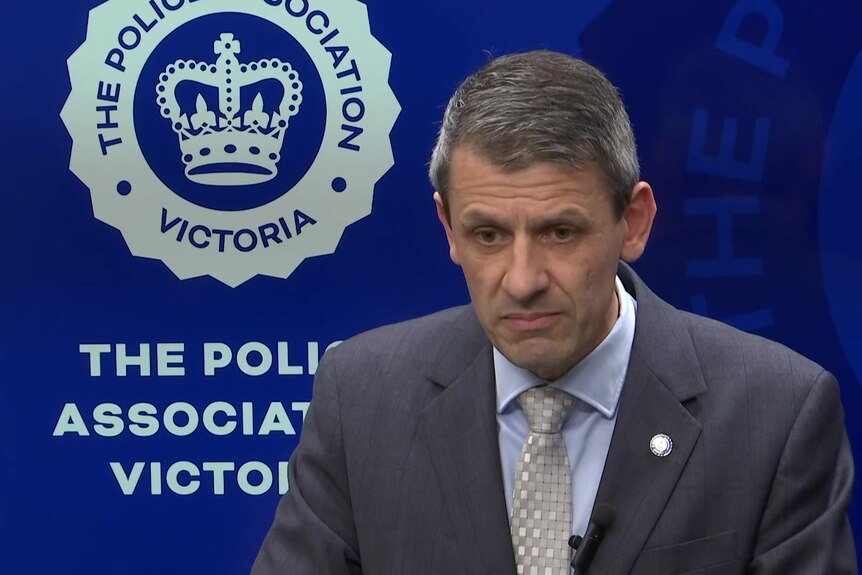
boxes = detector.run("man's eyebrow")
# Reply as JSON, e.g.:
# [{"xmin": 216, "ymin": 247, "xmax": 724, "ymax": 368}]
[
  {"xmin": 532, "ymin": 207, "xmax": 590, "ymax": 229},
  {"xmin": 459, "ymin": 208, "xmax": 505, "ymax": 227}
]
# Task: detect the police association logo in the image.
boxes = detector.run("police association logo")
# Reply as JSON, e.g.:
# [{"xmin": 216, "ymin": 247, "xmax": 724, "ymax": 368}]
[
  {"xmin": 61, "ymin": 0, "xmax": 400, "ymax": 287},
  {"xmin": 157, "ymin": 33, "xmax": 304, "ymax": 187}
]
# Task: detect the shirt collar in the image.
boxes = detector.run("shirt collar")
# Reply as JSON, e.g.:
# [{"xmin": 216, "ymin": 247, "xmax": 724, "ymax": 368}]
[{"xmin": 494, "ymin": 275, "xmax": 637, "ymax": 419}]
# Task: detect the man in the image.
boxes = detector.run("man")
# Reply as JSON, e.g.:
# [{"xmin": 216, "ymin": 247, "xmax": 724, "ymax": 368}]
[{"xmin": 252, "ymin": 51, "xmax": 856, "ymax": 574}]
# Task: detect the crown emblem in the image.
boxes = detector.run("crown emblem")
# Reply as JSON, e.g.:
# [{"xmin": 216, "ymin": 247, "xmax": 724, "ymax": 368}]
[{"xmin": 156, "ymin": 33, "xmax": 303, "ymax": 186}]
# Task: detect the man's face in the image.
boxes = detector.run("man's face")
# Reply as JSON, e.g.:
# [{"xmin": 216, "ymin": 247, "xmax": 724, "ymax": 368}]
[{"xmin": 435, "ymin": 148, "xmax": 655, "ymax": 381}]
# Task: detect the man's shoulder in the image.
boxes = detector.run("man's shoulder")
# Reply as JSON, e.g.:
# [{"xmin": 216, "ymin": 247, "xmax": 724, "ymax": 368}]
[
  {"xmin": 313, "ymin": 305, "xmax": 487, "ymax": 408},
  {"xmin": 672, "ymin": 306, "xmax": 828, "ymax": 388},
  {"xmin": 627, "ymin": 267, "xmax": 834, "ymax": 425},
  {"xmin": 321, "ymin": 304, "xmax": 485, "ymax": 371},
  {"xmin": 343, "ymin": 304, "xmax": 478, "ymax": 350},
  {"xmin": 626, "ymin": 263, "xmax": 827, "ymax": 387}
]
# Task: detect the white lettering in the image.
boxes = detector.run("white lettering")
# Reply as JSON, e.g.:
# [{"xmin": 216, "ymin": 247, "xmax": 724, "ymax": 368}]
[
  {"xmin": 259, "ymin": 402, "xmax": 297, "ymax": 435},
  {"xmin": 202, "ymin": 462, "xmax": 235, "ymax": 495},
  {"xmin": 166, "ymin": 461, "xmax": 200, "ymax": 495},
  {"xmin": 79, "ymin": 344, "xmax": 111, "ymax": 376},
  {"xmin": 291, "ymin": 401, "xmax": 311, "ymax": 423},
  {"xmin": 129, "ymin": 402, "xmax": 160, "ymax": 436},
  {"xmin": 237, "ymin": 342, "xmax": 273, "ymax": 376},
  {"xmin": 157, "ymin": 342, "xmax": 185, "ymax": 376},
  {"xmin": 203, "ymin": 342, "xmax": 232, "ymax": 375},
  {"xmin": 93, "ymin": 403, "xmax": 124, "ymax": 437},
  {"xmin": 53, "ymin": 403, "xmax": 90, "ymax": 436},
  {"xmin": 238, "ymin": 461, "xmax": 272, "ymax": 495},
  {"xmin": 203, "ymin": 401, "xmax": 237, "ymax": 435},
  {"xmin": 164, "ymin": 402, "xmax": 199, "ymax": 436},
  {"xmin": 109, "ymin": 460, "xmax": 289, "ymax": 495},
  {"xmin": 110, "ymin": 461, "xmax": 145, "ymax": 495},
  {"xmin": 277, "ymin": 342, "xmax": 303, "ymax": 375},
  {"xmin": 116, "ymin": 343, "xmax": 151, "ymax": 376},
  {"xmin": 53, "ymin": 401, "xmax": 308, "ymax": 438}
]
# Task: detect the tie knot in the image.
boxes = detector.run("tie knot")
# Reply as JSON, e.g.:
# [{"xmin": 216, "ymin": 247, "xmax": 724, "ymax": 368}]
[{"xmin": 518, "ymin": 386, "xmax": 574, "ymax": 433}]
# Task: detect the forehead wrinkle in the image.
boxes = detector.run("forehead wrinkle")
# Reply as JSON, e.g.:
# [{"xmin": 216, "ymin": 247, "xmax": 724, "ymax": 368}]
[
  {"xmin": 453, "ymin": 173, "xmax": 586, "ymax": 194},
  {"xmin": 457, "ymin": 202, "xmax": 591, "ymax": 232},
  {"xmin": 450, "ymin": 164, "xmax": 600, "ymax": 200}
]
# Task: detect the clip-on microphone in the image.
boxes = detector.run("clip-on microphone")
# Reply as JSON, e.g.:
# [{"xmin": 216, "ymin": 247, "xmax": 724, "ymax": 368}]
[{"xmin": 569, "ymin": 504, "xmax": 615, "ymax": 573}]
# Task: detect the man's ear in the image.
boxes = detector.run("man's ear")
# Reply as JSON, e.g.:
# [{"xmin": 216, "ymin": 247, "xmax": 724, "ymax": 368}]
[
  {"xmin": 434, "ymin": 191, "xmax": 461, "ymax": 265},
  {"xmin": 620, "ymin": 181, "xmax": 657, "ymax": 262}
]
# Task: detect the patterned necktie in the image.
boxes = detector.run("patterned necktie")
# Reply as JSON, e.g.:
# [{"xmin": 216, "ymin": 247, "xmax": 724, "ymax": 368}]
[{"xmin": 511, "ymin": 385, "xmax": 575, "ymax": 575}]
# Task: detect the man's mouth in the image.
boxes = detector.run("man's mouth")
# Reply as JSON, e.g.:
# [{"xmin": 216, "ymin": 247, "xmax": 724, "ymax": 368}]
[{"xmin": 501, "ymin": 312, "xmax": 561, "ymax": 331}]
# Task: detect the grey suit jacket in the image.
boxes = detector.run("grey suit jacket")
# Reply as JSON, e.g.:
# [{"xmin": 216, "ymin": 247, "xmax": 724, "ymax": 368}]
[{"xmin": 252, "ymin": 264, "xmax": 856, "ymax": 574}]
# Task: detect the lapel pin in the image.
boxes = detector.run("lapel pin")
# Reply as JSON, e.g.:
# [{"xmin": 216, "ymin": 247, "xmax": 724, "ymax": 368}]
[{"xmin": 650, "ymin": 433, "xmax": 673, "ymax": 457}]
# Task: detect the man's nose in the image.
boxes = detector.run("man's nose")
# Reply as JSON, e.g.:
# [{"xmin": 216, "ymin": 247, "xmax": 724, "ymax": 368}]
[{"xmin": 501, "ymin": 236, "xmax": 549, "ymax": 302}]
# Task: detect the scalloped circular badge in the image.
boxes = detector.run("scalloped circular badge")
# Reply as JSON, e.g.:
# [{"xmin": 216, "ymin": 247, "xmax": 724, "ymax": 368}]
[{"xmin": 61, "ymin": 0, "xmax": 400, "ymax": 287}]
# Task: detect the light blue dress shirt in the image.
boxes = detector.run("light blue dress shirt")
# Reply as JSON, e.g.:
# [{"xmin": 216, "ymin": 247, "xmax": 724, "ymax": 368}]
[{"xmin": 494, "ymin": 276, "xmax": 636, "ymax": 538}]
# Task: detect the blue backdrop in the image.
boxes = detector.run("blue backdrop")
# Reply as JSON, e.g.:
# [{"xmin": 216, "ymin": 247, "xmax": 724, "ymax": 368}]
[{"xmin": 2, "ymin": 0, "xmax": 861, "ymax": 572}]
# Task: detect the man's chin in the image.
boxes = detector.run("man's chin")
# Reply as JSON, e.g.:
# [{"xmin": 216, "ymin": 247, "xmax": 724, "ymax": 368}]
[{"xmin": 500, "ymin": 346, "xmax": 568, "ymax": 381}]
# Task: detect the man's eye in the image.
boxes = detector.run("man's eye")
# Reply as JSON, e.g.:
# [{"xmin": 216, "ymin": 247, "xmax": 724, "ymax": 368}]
[
  {"xmin": 548, "ymin": 227, "xmax": 574, "ymax": 241},
  {"xmin": 476, "ymin": 229, "xmax": 499, "ymax": 244}
]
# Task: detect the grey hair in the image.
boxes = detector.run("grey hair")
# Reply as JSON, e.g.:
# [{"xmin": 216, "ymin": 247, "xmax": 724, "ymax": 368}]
[{"xmin": 429, "ymin": 50, "xmax": 640, "ymax": 219}]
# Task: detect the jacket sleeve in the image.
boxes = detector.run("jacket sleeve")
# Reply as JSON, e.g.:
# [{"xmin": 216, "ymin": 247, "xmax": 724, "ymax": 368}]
[
  {"xmin": 749, "ymin": 370, "xmax": 857, "ymax": 574},
  {"xmin": 251, "ymin": 352, "xmax": 361, "ymax": 575}
]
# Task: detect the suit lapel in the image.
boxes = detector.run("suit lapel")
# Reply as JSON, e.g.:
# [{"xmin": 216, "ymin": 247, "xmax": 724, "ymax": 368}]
[
  {"xmin": 418, "ymin": 327, "xmax": 517, "ymax": 574},
  {"xmin": 410, "ymin": 266, "xmax": 709, "ymax": 575},
  {"xmin": 587, "ymin": 265, "xmax": 707, "ymax": 574},
  {"xmin": 587, "ymin": 357, "xmax": 702, "ymax": 574}
]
